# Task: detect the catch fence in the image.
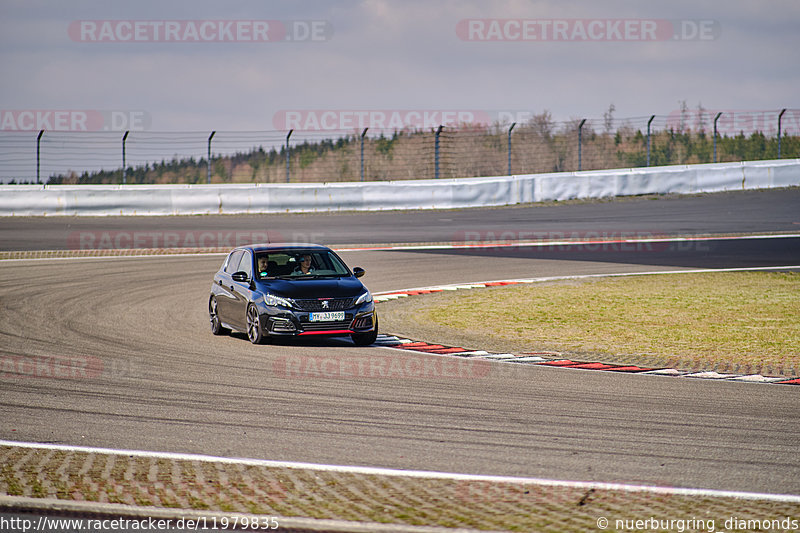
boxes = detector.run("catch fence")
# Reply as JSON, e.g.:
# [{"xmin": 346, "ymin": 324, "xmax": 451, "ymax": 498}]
[{"xmin": 1, "ymin": 109, "xmax": 797, "ymax": 184}]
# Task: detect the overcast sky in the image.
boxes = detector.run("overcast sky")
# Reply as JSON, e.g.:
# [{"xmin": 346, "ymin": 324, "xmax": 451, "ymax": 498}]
[{"xmin": 1, "ymin": 0, "xmax": 798, "ymax": 134}]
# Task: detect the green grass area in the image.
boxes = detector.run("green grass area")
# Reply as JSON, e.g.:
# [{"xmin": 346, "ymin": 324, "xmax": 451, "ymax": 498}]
[{"xmin": 421, "ymin": 272, "xmax": 799, "ymax": 375}]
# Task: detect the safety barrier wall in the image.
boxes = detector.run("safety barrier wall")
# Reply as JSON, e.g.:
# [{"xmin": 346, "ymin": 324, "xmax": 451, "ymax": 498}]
[{"xmin": 1, "ymin": 159, "xmax": 798, "ymax": 216}]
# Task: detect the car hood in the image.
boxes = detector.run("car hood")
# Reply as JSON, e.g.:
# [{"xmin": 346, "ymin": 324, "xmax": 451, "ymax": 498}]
[{"xmin": 257, "ymin": 277, "xmax": 365, "ymax": 299}]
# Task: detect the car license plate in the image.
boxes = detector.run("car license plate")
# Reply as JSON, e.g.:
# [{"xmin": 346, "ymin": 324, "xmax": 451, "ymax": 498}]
[{"xmin": 309, "ymin": 311, "xmax": 345, "ymax": 322}]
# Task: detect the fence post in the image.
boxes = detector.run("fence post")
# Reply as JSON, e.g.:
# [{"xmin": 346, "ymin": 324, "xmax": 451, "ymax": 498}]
[
  {"xmin": 122, "ymin": 131, "xmax": 129, "ymax": 184},
  {"xmin": 507, "ymin": 122, "xmax": 516, "ymax": 175},
  {"xmin": 360, "ymin": 127, "xmax": 368, "ymax": 181},
  {"xmin": 285, "ymin": 129, "xmax": 293, "ymax": 183},
  {"xmin": 713, "ymin": 112, "xmax": 722, "ymax": 163},
  {"xmin": 778, "ymin": 109, "xmax": 786, "ymax": 159},
  {"xmin": 646, "ymin": 115, "xmax": 654, "ymax": 167},
  {"xmin": 36, "ymin": 130, "xmax": 44, "ymax": 184},
  {"xmin": 577, "ymin": 119, "xmax": 586, "ymax": 171},
  {"xmin": 435, "ymin": 125, "xmax": 444, "ymax": 179},
  {"xmin": 207, "ymin": 131, "xmax": 215, "ymax": 184}
]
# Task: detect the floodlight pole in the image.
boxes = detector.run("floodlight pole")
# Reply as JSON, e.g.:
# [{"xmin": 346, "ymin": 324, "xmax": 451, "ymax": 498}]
[
  {"xmin": 577, "ymin": 119, "xmax": 586, "ymax": 171},
  {"xmin": 713, "ymin": 112, "xmax": 722, "ymax": 163},
  {"xmin": 646, "ymin": 115, "xmax": 655, "ymax": 167}
]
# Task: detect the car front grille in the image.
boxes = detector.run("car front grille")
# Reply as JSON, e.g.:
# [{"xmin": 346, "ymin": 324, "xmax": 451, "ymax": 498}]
[
  {"xmin": 301, "ymin": 320, "xmax": 353, "ymax": 332},
  {"xmin": 293, "ymin": 298, "xmax": 356, "ymax": 311}
]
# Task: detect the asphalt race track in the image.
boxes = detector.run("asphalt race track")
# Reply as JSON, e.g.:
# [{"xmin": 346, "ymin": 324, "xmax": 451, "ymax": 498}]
[
  {"xmin": 1, "ymin": 187, "xmax": 800, "ymax": 251},
  {"xmin": 1, "ymin": 189, "xmax": 799, "ymax": 496}
]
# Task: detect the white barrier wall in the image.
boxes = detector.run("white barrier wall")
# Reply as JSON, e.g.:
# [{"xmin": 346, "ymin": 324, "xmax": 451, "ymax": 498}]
[{"xmin": 1, "ymin": 159, "xmax": 798, "ymax": 216}]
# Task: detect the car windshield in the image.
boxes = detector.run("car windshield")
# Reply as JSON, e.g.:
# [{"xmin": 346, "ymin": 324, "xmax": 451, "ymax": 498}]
[{"xmin": 255, "ymin": 250, "xmax": 350, "ymax": 280}]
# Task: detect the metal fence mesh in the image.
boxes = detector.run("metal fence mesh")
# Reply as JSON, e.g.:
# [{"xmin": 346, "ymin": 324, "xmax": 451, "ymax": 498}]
[{"xmin": 1, "ymin": 110, "xmax": 797, "ymax": 184}]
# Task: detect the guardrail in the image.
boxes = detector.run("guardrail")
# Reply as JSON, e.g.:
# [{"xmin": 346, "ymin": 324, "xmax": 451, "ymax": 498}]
[{"xmin": 1, "ymin": 159, "xmax": 798, "ymax": 216}]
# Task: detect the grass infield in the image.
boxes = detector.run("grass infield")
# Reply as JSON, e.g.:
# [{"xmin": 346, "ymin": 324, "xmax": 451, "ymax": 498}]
[{"xmin": 384, "ymin": 271, "xmax": 800, "ymax": 377}]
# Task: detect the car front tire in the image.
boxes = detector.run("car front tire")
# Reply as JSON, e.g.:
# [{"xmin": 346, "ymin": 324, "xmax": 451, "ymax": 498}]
[{"xmin": 246, "ymin": 304, "xmax": 265, "ymax": 344}]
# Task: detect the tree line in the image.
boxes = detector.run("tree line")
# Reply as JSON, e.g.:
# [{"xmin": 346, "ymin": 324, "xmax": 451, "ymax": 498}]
[{"xmin": 44, "ymin": 114, "xmax": 798, "ymax": 185}]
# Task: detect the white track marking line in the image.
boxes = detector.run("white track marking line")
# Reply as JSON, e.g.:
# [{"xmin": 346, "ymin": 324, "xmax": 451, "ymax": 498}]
[
  {"xmin": 449, "ymin": 350, "xmax": 490, "ymax": 357},
  {"xmin": 684, "ymin": 371, "xmax": 742, "ymax": 379},
  {"xmin": 1, "ymin": 440, "xmax": 798, "ymax": 503},
  {"xmin": 643, "ymin": 369, "xmax": 687, "ymax": 376},
  {"xmin": 729, "ymin": 374, "xmax": 787, "ymax": 383}
]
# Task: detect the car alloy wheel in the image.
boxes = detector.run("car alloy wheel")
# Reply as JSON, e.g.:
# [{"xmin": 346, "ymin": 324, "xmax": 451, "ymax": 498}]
[{"xmin": 246, "ymin": 304, "xmax": 264, "ymax": 344}]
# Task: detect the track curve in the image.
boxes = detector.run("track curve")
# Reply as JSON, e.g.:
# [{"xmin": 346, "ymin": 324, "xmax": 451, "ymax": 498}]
[{"xmin": 1, "ymin": 190, "xmax": 799, "ymax": 495}]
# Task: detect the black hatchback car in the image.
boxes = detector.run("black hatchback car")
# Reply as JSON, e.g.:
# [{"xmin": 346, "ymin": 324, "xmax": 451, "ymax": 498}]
[{"xmin": 209, "ymin": 244, "xmax": 378, "ymax": 345}]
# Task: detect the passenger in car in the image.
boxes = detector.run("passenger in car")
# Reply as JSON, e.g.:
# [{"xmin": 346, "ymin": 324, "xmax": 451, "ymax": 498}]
[{"xmin": 257, "ymin": 255, "xmax": 270, "ymax": 277}]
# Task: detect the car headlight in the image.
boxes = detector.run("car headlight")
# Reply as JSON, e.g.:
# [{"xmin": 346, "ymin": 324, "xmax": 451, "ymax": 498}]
[
  {"xmin": 263, "ymin": 293, "xmax": 294, "ymax": 308},
  {"xmin": 355, "ymin": 290, "xmax": 373, "ymax": 305}
]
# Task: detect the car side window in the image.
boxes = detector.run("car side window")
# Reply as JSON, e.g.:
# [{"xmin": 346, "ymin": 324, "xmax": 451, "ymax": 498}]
[
  {"xmin": 237, "ymin": 250, "xmax": 253, "ymax": 279},
  {"xmin": 224, "ymin": 250, "xmax": 244, "ymax": 274}
]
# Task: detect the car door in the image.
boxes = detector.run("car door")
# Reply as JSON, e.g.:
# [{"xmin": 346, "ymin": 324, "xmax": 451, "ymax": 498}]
[
  {"xmin": 229, "ymin": 249, "xmax": 255, "ymax": 329},
  {"xmin": 215, "ymin": 250, "xmax": 243, "ymax": 328}
]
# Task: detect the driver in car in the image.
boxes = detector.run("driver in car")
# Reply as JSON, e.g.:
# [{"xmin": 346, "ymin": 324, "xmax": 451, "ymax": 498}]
[{"xmin": 294, "ymin": 254, "xmax": 315, "ymax": 275}]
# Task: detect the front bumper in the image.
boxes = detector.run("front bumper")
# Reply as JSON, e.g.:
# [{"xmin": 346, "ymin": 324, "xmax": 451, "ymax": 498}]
[{"xmin": 257, "ymin": 301, "xmax": 377, "ymax": 337}]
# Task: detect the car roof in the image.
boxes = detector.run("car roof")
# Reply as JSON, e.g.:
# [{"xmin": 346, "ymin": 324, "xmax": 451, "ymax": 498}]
[{"xmin": 236, "ymin": 243, "xmax": 332, "ymax": 253}]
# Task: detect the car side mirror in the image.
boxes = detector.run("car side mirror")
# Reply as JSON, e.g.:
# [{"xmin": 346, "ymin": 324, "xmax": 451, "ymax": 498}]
[
  {"xmin": 353, "ymin": 267, "xmax": 365, "ymax": 278},
  {"xmin": 232, "ymin": 271, "xmax": 249, "ymax": 282}
]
